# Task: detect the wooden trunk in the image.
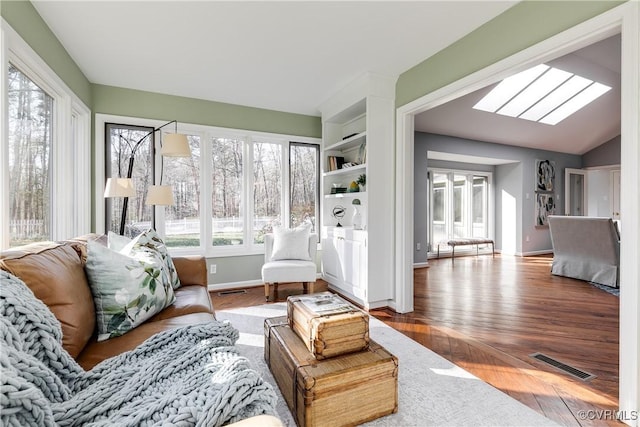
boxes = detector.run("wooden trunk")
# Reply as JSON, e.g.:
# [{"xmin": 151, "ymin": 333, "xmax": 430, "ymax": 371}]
[
  {"xmin": 264, "ymin": 317, "xmax": 398, "ymax": 427},
  {"xmin": 287, "ymin": 292, "xmax": 369, "ymax": 359}
]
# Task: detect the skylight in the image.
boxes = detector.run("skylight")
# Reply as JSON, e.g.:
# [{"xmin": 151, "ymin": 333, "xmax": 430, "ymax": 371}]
[{"xmin": 473, "ymin": 64, "xmax": 611, "ymax": 125}]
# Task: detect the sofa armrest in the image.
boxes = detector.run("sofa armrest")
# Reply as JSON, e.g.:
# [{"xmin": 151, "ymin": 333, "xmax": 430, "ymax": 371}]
[{"xmin": 173, "ymin": 256, "xmax": 208, "ymax": 287}]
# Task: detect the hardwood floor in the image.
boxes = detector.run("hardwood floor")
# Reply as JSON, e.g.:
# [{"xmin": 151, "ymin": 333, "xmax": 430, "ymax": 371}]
[{"xmin": 210, "ymin": 254, "xmax": 621, "ymax": 426}]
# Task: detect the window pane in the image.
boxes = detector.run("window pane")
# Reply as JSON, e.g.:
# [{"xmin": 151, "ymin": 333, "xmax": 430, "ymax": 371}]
[
  {"xmin": 211, "ymin": 137, "xmax": 243, "ymax": 246},
  {"xmin": 253, "ymin": 142, "xmax": 282, "ymax": 243},
  {"xmin": 7, "ymin": 64, "xmax": 53, "ymax": 246},
  {"xmin": 473, "ymin": 176, "xmax": 488, "ymax": 237},
  {"xmin": 290, "ymin": 143, "xmax": 319, "ymax": 234},
  {"xmin": 432, "ymin": 173, "xmax": 447, "ymax": 245},
  {"xmin": 105, "ymin": 124, "xmax": 154, "ymax": 237},
  {"xmin": 164, "ymin": 134, "xmax": 201, "ymax": 248}
]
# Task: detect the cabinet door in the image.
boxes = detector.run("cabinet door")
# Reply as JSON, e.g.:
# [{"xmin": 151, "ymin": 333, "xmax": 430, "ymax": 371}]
[
  {"xmin": 321, "ymin": 237, "xmax": 340, "ymax": 281},
  {"xmin": 338, "ymin": 237, "xmax": 363, "ymax": 291}
]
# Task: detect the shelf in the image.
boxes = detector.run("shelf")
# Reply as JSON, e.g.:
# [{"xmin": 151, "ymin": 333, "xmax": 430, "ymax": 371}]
[
  {"xmin": 323, "ymin": 163, "xmax": 366, "ymax": 177},
  {"xmin": 324, "ymin": 192, "xmax": 366, "ymax": 199},
  {"xmin": 325, "ymin": 131, "xmax": 366, "ymax": 152}
]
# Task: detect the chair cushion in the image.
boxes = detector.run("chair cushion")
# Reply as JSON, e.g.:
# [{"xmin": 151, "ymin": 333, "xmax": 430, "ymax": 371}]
[
  {"xmin": 0, "ymin": 242, "xmax": 95, "ymax": 358},
  {"xmin": 262, "ymin": 260, "xmax": 316, "ymax": 283},
  {"xmin": 271, "ymin": 224, "xmax": 311, "ymax": 261}
]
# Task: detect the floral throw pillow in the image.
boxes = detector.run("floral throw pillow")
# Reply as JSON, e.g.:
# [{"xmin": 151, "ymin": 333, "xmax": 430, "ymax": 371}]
[
  {"xmin": 108, "ymin": 229, "xmax": 181, "ymax": 290},
  {"xmin": 127, "ymin": 229, "xmax": 181, "ymax": 290},
  {"xmin": 85, "ymin": 239, "xmax": 177, "ymax": 341}
]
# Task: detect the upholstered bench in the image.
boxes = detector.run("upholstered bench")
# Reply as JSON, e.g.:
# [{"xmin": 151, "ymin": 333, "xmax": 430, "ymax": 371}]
[{"xmin": 437, "ymin": 238, "xmax": 494, "ymax": 263}]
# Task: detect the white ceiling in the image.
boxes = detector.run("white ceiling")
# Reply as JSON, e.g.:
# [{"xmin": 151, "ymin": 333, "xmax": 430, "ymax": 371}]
[
  {"xmin": 31, "ymin": 1, "xmax": 517, "ymax": 116},
  {"xmin": 415, "ymin": 35, "xmax": 621, "ymax": 155}
]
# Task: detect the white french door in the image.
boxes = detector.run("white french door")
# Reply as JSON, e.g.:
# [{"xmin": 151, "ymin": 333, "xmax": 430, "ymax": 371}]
[{"xmin": 429, "ymin": 169, "xmax": 491, "ymax": 252}]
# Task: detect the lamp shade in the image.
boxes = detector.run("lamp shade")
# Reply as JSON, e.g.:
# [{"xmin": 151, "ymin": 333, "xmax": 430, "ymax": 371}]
[
  {"xmin": 104, "ymin": 178, "xmax": 135, "ymax": 198},
  {"xmin": 161, "ymin": 133, "xmax": 191, "ymax": 157},
  {"xmin": 146, "ymin": 185, "xmax": 174, "ymax": 206}
]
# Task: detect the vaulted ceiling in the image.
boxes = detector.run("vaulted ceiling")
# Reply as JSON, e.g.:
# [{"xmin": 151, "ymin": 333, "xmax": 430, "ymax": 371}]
[{"xmin": 414, "ymin": 35, "xmax": 621, "ymax": 155}]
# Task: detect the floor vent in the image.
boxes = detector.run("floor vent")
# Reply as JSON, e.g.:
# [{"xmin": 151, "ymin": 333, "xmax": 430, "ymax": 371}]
[
  {"xmin": 217, "ymin": 289, "xmax": 248, "ymax": 296},
  {"xmin": 530, "ymin": 352, "xmax": 596, "ymax": 381}
]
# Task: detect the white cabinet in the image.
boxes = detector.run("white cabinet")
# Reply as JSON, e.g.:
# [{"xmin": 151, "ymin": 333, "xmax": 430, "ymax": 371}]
[
  {"xmin": 319, "ymin": 73, "xmax": 395, "ymax": 309},
  {"xmin": 321, "ymin": 227, "xmax": 367, "ymax": 301}
]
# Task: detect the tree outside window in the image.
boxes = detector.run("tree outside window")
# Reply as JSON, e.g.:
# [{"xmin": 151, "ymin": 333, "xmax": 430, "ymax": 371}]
[
  {"xmin": 105, "ymin": 124, "xmax": 154, "ymax": 237},
  {"xmin": 163, "ymin": 134, "xmax": 201, "ymax": 247},
  {"xmin": 7, "ymin": 64, "xmax": 53, "ymax": 246},
  {"xmin": 290, "ymin": 143, "xmax": 319, "ymax": 234},
  {"xmin": 211, "ymin": 137, "xmax": 244, "ymax": 246}
]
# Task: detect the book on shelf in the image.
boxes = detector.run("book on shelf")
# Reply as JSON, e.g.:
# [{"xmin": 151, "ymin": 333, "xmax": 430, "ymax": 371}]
[{"xmin": 328, "ymin": 156, "xmax": 345, "ymax": 171}]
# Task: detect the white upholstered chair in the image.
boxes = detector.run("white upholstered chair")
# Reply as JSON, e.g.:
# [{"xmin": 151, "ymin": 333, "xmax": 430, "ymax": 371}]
[{"xmin": 261, "ymin": 232, "xmax": 317, "ymax": 301}]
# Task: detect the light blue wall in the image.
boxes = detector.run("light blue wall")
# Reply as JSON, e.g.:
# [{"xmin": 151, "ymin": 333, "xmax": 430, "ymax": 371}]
[
  {"xmin": 582, "ymin": 135, "xmax": 621, "ymax": 168},
  {"xmin": 414, "ymin": 133, "xmax": 583, "ymax": 259}
]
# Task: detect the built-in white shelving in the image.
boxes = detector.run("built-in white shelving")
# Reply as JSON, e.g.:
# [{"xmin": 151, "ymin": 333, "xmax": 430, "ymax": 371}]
[{"xmin": 318, "ymin": 73, "xmax": 395, "ymax": 310}]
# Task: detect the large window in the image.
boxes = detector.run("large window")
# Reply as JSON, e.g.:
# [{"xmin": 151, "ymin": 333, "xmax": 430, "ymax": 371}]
[
  {"xmin": 7, "ymin": 65, "xmax": 53, "ymax": 246},
  {"xmin": 98, "ymin": 115, "xmax": 320, "ymax": 255},
  {"xmin": 429, "ymin": 169, "xmax": 492, "ymax": 252},
  {"xmin": 164, "ymin": 134, "xmax": 201, "ymax": 247},
  {"xmin": 290, "ymin": 143, "xmax": 319, "ymax": 234},
  {"xmin": 252, "ymin": 141, "xmax": 282, "ymax": 244},
  {"xmin": 211, "ymin": 137, "xmax": 244, "ymax": 247},
  {"xmin": 104, "ymin": 124, "xmax": 155, "ymax": 236},
  {"xmin": 2, "ymin": 23, "xmax": 91, "ymax": 249}
]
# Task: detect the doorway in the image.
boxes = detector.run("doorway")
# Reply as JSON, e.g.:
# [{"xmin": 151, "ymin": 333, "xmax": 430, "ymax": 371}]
[
  {"xmin": 395, "ymin": 3, "xmax": 639, "ymax": 417},
  {"xmin": 565, "ymin": 168, "xmax": 588, "ymax": 216}
]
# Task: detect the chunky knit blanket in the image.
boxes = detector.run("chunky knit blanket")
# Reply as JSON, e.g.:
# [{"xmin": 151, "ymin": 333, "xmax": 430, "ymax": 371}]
[{"xmin": 0, "ymin": 270, "xmax": 277, "ymax": 426}]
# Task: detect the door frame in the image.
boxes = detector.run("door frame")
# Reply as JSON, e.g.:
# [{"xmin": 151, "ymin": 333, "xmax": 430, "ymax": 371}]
[
  {"xmin": 395, "ymin": 2, "xmax": 639, "ymax": 420},
  {"xmin": 564, "ymin": 168, "xmax": 588, "ymax": 216}
]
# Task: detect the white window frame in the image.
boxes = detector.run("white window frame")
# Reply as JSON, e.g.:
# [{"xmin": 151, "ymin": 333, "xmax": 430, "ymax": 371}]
[
  {"xmin": 95, "ymin": 113, "xmax": 320, "ymax": 257},
  {"xmin": 428, "ymin": 168, "xmax": 494, "ymax": 254},
  {"xmin": 1, "ymin": 19, "xmax": 91, "ymax": 248}
]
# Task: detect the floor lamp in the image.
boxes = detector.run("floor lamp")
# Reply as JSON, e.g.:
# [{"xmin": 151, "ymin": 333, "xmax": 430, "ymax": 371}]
[{"xmin": 104, "ymin": 120, "xmax": 191, "ymax": 235}]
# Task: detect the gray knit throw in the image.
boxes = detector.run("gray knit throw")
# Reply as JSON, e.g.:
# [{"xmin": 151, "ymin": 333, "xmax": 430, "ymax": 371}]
[{"xmin": 0, "ymin": 270, "xmax": 277, "ymax": 426}]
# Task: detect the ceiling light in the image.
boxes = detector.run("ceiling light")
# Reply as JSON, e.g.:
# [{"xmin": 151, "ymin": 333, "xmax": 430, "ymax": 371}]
[{"xmin": 473, "ymin": 64, "xmax": 611, "ymax": 125}]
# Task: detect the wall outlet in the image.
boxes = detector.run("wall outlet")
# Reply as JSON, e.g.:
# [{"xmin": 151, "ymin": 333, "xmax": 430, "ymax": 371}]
[
  {"xmin": 417, "ymin": 242, "xmax": 421, "ymax": 251},
  {"xmin": 525, "ymin": 235, "xmax": 530, "ymax": 242},
  {"xmin": 210, "ymin": 264, "xmax": 217, "ymax": 274}
]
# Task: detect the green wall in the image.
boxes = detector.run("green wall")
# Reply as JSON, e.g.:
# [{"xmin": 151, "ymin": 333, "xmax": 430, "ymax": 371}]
[
  {"xmin": 92, "ymin": 85, "xmax": 321, "ymax": 138},
  {"xmin": 1, "ymin": 0, "xmax": 92, "ymax": 106},
  {"xmin": 396, "ymin": 1, "xmax": 625, "ymax": 108}
]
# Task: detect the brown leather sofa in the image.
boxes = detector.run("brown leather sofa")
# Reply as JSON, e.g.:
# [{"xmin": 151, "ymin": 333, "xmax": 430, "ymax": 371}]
[{"xmin": 0, "ymin": 233, "xmax": 215, "ymax": 370}]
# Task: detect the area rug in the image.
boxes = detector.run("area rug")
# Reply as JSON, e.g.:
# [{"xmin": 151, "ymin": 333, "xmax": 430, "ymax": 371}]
[
  {"xmin": 590, "ymin": 282, "xmax": 620, "ymax": 296},
  {"xmin": 216, "ymin": 303, "xmax": 558, "ymax": 427}
]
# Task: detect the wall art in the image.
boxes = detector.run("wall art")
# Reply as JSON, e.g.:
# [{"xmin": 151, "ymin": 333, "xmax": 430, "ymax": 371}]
[
  {"xmin": 536, "ymin": 192, "xmax": 556, "ymax": 227},
  {"xmin": 535, "ymin": 159, "xmax": 555, "ymax": 192}
]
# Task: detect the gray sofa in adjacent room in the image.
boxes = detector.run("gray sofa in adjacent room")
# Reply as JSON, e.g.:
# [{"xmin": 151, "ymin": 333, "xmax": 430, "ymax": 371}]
[{"xmin": 548, "ymin": 215, "xmax": 620, "ymax": 288}]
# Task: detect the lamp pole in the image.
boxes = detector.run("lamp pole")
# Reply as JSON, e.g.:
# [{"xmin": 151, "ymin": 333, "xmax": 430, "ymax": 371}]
[{"xmin": 118, "ymin": 120, "xmax": 178, "ymax": 235}]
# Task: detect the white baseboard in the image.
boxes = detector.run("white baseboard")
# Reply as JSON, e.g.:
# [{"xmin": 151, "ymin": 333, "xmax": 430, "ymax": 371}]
[
  {"xmin": 208, "ymin": 280, "xmax": 262, "ymax": 292},
  {"xmin": 208, "ymin": 272, "xmax": 323, "ymax": 292},
  {"xmin": 413, "ymin": 262, "xmax": 430, "ymax": 268},
  {"xmin": 519, "ymin": 249, "xmax": 553, "ymax": 256}
]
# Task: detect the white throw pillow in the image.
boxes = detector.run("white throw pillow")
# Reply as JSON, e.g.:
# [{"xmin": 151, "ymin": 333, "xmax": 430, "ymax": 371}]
[{"xmin": 271, "ymin": 225, "xmax": 312, "ymax": 261}]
